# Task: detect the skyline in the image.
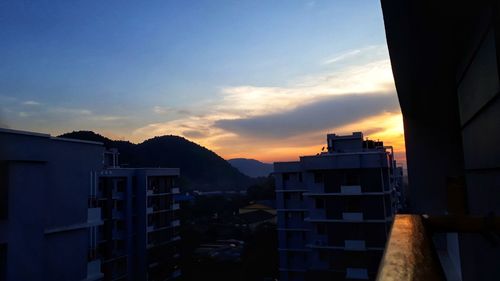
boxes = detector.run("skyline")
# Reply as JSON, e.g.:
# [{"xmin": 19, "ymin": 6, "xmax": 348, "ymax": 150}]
[{"xmin": 0, "ymin": 1, "xmax": 405, "ymax": 164}]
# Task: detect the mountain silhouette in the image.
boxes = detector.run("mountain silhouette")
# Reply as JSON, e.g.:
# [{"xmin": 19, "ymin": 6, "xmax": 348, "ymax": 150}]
[
  {"xmin": 227, "ymin": 158, "xmax": 273, "ymax": 178},
  {"xmin": 59, "ymin": 131, "xmax": 253, "ymax": 190}
]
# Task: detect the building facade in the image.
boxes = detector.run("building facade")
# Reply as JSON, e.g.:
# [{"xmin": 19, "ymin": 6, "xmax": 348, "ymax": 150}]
[
  {"xmin": 0, "ymin": 128, "xmax": 181, "ymax": 281},
  {"xmin": 275, "ymin": 132, "xmax": 400, "ymax": 281}
]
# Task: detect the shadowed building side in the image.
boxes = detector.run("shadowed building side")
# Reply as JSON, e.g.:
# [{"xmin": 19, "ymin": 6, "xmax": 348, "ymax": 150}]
[{"xmin": 381, "ymin": 1, "xmax": 500, "ymax": 280}]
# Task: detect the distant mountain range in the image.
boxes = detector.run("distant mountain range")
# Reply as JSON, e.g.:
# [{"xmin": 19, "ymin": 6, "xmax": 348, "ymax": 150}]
[
  {"xmin": 59, "ymin": 131, "xmax": 253, "ymax": 190},
  {"xmin": 227, "ymin": 158, "xmax": 273, "ymax": 178}
]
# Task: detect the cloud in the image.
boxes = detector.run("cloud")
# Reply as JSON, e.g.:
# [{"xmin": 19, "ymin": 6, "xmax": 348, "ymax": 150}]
[
  {"xmin": 90, "ymin": 115, "xmax": 128, "ymax": 122},
  {"xmin": 22, "ymin": 100, "xmax": 41, "ymax": 106},
  {"xmin": 18, "ymin": 111, "xmax": 31, "ymax": 117},
  {"xmin": 50, "ymin": 107, "xmax": 92, "ymax": 116},
  {"xmin": 322, "ymin": 45, "xmax": 389, "ymax": 66},
  {"xmin": 153, "ymin": 106, "xmax": 169, "ymax": 114},
  {"xmin": 182, "ymin": 130, "xmax": 208, "ymax": 139},
  {"xmin": 323, "ymin": 49, "xmax": 362, "ymax": 65},
  {"xmin": 215, "ymin": 92, "xmax": 399, "ymax": 139}
]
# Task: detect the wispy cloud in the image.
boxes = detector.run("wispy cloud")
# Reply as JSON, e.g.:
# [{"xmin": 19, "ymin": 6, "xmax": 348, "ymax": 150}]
[
  {"xmin": 323, "ymin": 49, "xmax": 362, "ymax": 65},
  {"xmin": 22, "ymin": 100, "xmax": 41, "ymax": 106},
  {"xmin": 153, "ymin": 106, "xmax": 169, "ymax": 114}
]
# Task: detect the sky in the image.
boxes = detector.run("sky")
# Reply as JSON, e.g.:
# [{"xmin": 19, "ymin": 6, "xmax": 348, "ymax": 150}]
[{"xmin": 0, "ymin": 0, "xmax": 405, "ymax": 164}]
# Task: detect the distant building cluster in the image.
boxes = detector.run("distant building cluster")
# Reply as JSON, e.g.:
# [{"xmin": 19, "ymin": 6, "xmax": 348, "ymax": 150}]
[
  {"xmin": 274, "ymin": 132, "xmax": 404, "ymax": 281},
  {"xmin": 0, "ymin": 128, "xmax": 181, "ymax": 281}
]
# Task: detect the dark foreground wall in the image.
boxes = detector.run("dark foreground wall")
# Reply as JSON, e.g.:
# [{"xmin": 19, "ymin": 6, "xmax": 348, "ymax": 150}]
[{"xmin": 382, "ymin": 1, "xmax": 500, "ymax": 280}]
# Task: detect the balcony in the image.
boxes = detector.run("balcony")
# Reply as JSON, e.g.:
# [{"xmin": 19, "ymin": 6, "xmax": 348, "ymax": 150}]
[
  {"xmin": 112, "ymin": 209, "xmax": 125, "ymax": 220},
  {"xmin": 112, "ymin": 229, "xmax": 126, "ymax": 240},
  {"xmin": 340, "ymin": 185, "xmax": 362, "ymax": 195},
  {"xmin": 309, "ymin": 234, "xmax": 328, "ymax": 247},
  {"xmin": 87, "ymin": 208, "xmax": 103, "ymax": 226},
  {"xmin": 112, "ymin": 192, "xmax": 125, "ymax": 200},
  {"xmin": 345, "ymin": 240, "xmax": 366, "ymax": 251},
  {"xmin": 342, "ymin": 212, "xmax": 364, "ymax": 221},
  {"xmin": 309, "ymin": 208, "xmax": 326, "ymax": 219},
  {"xmin": 376, "ymin": 214, "xmax": 500, "ymax": 281},
  {"xmin": 172, "ymin": 187, "xmax": 180, "ymax": 194},
  {"xmin": 285, "ymin": 199, "xmax": 306, "ymax": 210},
  {"xmin": 86, "ymin": 259, "xmax": 104, "ymax": 281},
  {"xmin": 172, "ymin": 203, "xmax": 180, "ymax": 210},
  {"xmin": 171, "ymin": 219, "xmax": 180, "ymax": 227}
]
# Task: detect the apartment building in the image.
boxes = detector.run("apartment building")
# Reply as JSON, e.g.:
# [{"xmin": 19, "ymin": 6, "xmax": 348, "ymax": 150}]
[
  {"xmin": 275, "ymin": 132, "xmax": 400, "ymax": 281},
  {"xmin": 0, "ymin": 128, "xmax": 181, "ymax": 281}
]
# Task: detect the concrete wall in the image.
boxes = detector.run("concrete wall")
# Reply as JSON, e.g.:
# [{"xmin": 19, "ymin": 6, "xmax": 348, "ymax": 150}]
[
  {"xmin": 382, "ymin": 1, "xmax": 500, "ymax": 280},
  {"xmin": 455, "ymin": 6, "xmax": 500, "ymax": 280}
]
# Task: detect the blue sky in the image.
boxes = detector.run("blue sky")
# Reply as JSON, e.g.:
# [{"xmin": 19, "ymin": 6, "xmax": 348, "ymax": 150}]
[{"xmin": 0, "ymin": 0, "xmax": 404, "ymax": 162}]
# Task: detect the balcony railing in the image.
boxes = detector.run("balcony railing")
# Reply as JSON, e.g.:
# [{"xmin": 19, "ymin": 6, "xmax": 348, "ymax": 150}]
[{"xmin": 377, "ymin": 214, "xmax": 500, "ymax": 281}]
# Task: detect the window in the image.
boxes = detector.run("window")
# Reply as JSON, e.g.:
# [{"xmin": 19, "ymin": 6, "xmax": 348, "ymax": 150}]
[
  {"xmin": 298, "ymin": 173, "xmax": 303, "ymax": 182},
  {"xmin": 319, "ymin": 250, "xmax": 328, "ymax": 261},
  {"xmin": 283, "ymin": 173, "xmax": 290, "ymax": 181},
  {"xmin": 315, "ymin": 199, "xmax": 324, "ymax": 209},
  {"xmin": 346, "ymin": 197, "xmax": 362, "ymax": 212},
  {"xmin": 314, "ymin": 171, "xmax": 324, "ymax": 183},
  {"xmin": 284, "ymin": 193, "xmax": 291, "ymax": 200},
  {"xmin": 317, "ymin": 223, "xmax": 326, "ymax": 235},
  {"xmin": 116, "ymin": 179, "xmax": 126, "ymax": 193},
  {"xmin": 344, "ymin": 170, "xmax": 360, "ymax": 185}
]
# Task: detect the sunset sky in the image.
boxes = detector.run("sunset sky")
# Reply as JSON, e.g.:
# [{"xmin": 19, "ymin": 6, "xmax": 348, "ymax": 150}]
[{"xmin": 0, "ymin": 1, "xmax": 405, "ymax": 164}]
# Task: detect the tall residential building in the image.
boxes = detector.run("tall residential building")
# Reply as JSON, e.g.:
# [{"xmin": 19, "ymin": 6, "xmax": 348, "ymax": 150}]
[
  {"xmin": 0, "ymin": 128, "xmax": 181, "ymax": 281},
  {"xmin": 274, "ymin": 132, "xmax": 400, "ymax": 281},
  {"xmin": 93, "ymin": 167, "xmax": 181, "ymax": 281}
]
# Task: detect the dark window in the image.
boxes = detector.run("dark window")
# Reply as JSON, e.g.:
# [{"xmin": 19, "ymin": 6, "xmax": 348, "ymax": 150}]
[
  {"xmin": 346, "ymin": 197, "xmax": 362, "ymax": 212},
  {"xmin": 314, "ymin": 171, "xmax": 324, "ymax": 183},
  {"xmin": 298, "ymin": 173, "xmax": 303, "ymax": 182},
  {"xmin": 319, "ymin": 250, "xmax": 328, "ymax": 261},
  {"xmin": 0, "ymin": 162, "xmax": 8, "ymax": 220},
  {"xmin": 317, "ymin": 223, "xmax": 326, "ymax": 234},
  {"xmin": 284, "ymin": 193, "xmax": 291, "ymax": 200},
  {"xmin": 283, "ymin": 173, "xmax": 290, "ymax": 181},
  {"xmin": 315, "ymin": 199, "xmax": 324, "ymax": 209},
  {"xmin": 344, "ymin": 170, "xmax": 360, "ymax": 185},
  {"xmin": 116, "ymin": 179, "xmax": 126, "ymax": 192}
]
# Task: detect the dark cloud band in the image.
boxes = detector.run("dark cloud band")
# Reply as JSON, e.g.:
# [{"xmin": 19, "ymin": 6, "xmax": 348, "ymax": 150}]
[{"xmin": 214, "ymin": 92, "xmax": 399, "ymax": 139}]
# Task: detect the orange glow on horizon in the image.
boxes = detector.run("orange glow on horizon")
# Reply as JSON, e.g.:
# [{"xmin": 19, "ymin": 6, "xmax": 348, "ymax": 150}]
[{"xmin": 214, "ymin": 111, "xmax": 406, "ymax": 166}]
